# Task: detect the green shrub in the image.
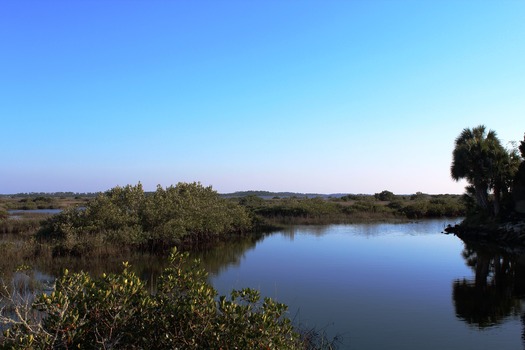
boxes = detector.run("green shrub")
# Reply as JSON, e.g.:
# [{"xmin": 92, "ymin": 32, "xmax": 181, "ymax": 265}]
[
  {"xmin": 400, "ymin": 196, "xmax": 465, "ymax": 218},
  {"xmin": 1, "ymin": 249, "xmax": 308, "ymax": 349},
  {"xmin": 37, "ymin": 183, "xmax": 253, "ymax": 252},
  {"xmin": 374, "ymin": 190, "xmax": 395, "ymax": 201},
  {"xmin": 348, "ymin": 200, "xmax": 392, "ymax": 214},
  {"xmin": 402, "ymin": 201, "xmax": 429, "ymax": 219}
]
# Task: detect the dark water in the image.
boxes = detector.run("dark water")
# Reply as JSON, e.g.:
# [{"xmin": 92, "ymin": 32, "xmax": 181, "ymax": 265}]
[{"xmin": 193, "ymin": 220, "xmax": 525, "ymax": 350}]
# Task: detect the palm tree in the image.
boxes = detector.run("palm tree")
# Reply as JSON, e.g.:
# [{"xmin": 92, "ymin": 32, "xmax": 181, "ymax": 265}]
[
  {"xmin": 451, "ymin": 125, "xmax": 512, "ymax": 216},
  {"xmin": 491, "ymin": 146, "xmax": 520, "ymax": 216},
  {"xmin": 513, "ymin": 133, "xmax": 525, "ymax": 214}
]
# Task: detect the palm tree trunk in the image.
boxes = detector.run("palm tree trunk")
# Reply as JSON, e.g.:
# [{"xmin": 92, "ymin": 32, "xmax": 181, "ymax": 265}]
[
  {"xmin": 493, "ymin": 185, "xmax": 501, "ymax": 217},
  {"xmin": 474, "ymin": 185, "xmax": 490, "ymax": 214}
]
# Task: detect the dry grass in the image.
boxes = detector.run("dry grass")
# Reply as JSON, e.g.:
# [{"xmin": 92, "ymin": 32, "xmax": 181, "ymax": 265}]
[{"xmin": 0, "ymin": 213, "xmax": 50, "ymax": 235}]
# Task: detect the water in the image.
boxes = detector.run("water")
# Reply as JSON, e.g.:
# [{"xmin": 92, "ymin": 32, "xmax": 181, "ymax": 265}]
[
  {"xmin": 7, "ymin": 209, "xmax": 62, "ymax": 214},
  {"xmin": 194, "ymin": 219, "xmax": 525, "ymax": 349},
  {"xmin": 15, "ymin": 218, "xmax": 525, "ymax": 349}
]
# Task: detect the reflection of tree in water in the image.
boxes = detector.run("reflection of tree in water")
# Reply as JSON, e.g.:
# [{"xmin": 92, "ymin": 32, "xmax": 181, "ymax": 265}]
[
  {"xmin": 11, "ymin": 233, "xmax": 266, "ymax": 294},
  {"xmin": 33, "ymin": 252, "xmax": 169, "ymax": 292},
  {"xmin": 453, "ymin": 242, "xmax": 525, "ymax": 344},
  {"xmin": 191, "ymin": 233, "xmax": 265, "ymax": 276},
  {"xmin": 279, "ymin": 226, "xmax": 331, "ymax": 240}
]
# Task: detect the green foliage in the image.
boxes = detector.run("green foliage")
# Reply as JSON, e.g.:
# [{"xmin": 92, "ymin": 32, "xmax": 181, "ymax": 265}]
[
  {"xmin": 37, "ymin": 183, "xmax": 253, "ymax": 253},
  {"xmin": 387, "ymin": 200, "xmax": 404, "ymax": 210},
  {"xmin": 0, "ymin": 208, "xmax": 7, "ymax": 222},
  {"xmin": 346, "ymin": 199, "xmax": 392, "ymax": 214},
  {"xmin": 410, "ymin": 192, "xmax": 429, "ymax": 201},
  {"xmin": 339, "ymin": 194, "xmax": 366, "ymax": 201},
  {"xmin": 401, "ymin": 195, "xmax": 465, "ymax": 219},
  {"xmin": 11, "ymin": 197, "xmax": 58, "ymax": 210},
  {"xmin": 0, "ymin": 213, "xmax": 48, "ymax": 235},
  {"xmin": 1, "ymin": 250, "xmax": 307, "ymax": 349},
  {"xmin": 252, "ymin": 198, "xmax": 341, "ymax": 223},
  {"xmin": 238, "ymin": 194, "xmax": 466, "ymax": 225},
  {"xmin": 451, "ymin": 125, "xmax": 520, "ymax": 217},
  {"xmin": 513, "ymin": 133, "xmax": 525, "ymax": 214},
  {"xmin": 374, "ymin": 190, "xmax": 395, "ymax": 201},
  {"xmin": 238, "ymin": 194, "xmax": 267, "ymax": 210},
  {"xmin": 519, "ymin": 133, "xmax": 525, "ymax": 159}
]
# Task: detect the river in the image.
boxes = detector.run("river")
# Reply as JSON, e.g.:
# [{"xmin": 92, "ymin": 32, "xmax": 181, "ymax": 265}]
[
  {"xmin": 17, "ymin": 218, "xmax": 525, "ymax": 349},
  {"xmin": 193, "ymin": 219, "xmax": 525, "ymax": 349}
]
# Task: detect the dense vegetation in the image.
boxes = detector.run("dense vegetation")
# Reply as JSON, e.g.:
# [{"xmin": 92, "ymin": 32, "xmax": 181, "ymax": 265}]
[
  {"xmin": 1, "ymin": 186, "xmax": 466, "ymax": 254},
  {"xmin": 36, "ymin": 183, "xmax": 252, "ymax": 255},
  {"xmin": 238, "ymin": 192, "xmax": 465, "ymax": 225},
  {"xmin": 0, "ymin": 195, "xmax": 90, "ymax": 211},
  {"xmin": 1, "ymin": 249, "xmax": 332, "ymax": 349},
  {"xmin": 451, "ymin": 126, "xmax": 525, "ymax": 225}
]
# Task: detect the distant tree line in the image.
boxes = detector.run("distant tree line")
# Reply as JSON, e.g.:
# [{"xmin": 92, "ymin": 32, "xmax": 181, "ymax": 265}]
[
  {"xmin": 0, "ymin": 192, "xmax": 99, "ymax": 198},
  {"xmin": 236, "ymin": 192, "xmax": 465, "ymax": 224}
]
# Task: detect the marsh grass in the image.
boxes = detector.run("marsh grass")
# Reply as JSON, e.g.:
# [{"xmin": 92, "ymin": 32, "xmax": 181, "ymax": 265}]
[
  {"xmin": 242, "ymin": 194, "xmax": 466, "ymax": 226},
  {"xmin": 0, "ymin": 195, "xmax": 88, "ymax": 211},
  {"xmin": 0, "ymin": 213, "xmax": 48, "ymax": 235}
]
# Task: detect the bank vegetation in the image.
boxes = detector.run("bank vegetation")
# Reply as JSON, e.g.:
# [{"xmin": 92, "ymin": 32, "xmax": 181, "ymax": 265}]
[
  {"xmin": 0, "ymin": 183, "xmax": 466, "ymax": 260},
  {"xmin": 447, "ymin": 126, "xmax": 525, "ymax": 245},
  {"xmin": 1, "ymin": 249, "xmax": 337, "ymax": 349}
]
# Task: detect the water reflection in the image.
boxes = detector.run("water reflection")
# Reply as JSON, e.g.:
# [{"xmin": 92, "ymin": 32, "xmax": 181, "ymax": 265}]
[
  {"xmin": 278, "ymin": 225, "xmax": 331, "ymax": 240},
  {"xmin": 453, "ymin": 242, "xmax": 525, "ymax": 340},
  {"xmin": 191, "ymin": 233, "xmax": 265, "ymax": 275},
  {"xmin": 5, "ymin": 221, "xmax": 525, "ymax": 349},
  {"xmin": 31, "ymin": 253, "xmax": 168, "ymax": 293}
]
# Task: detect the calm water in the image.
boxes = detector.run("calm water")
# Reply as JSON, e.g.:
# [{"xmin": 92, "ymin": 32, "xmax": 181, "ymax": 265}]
[
  {"xmin": 22, "ymin": 219, "xmax": 525, "ymax": 349},
  {"xmin": 193, "ymin": 219, "xmax": 525, "ymax": 350},
  {"xmin": 8, "ymin": 209, "xmax": 62, "ymax": 214}
]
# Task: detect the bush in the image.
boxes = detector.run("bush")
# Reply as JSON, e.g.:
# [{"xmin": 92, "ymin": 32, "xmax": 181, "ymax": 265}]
[
  {"xmin": 37, "ymin": 183, "xmax": 253, "ymax": 252},
  {"xmin": 1, "ymin": 249, "xmax": 310, "ymax": 349},
  {"xmin": 374, "ymin": 190, "xmax": 395, "ymax": 201},
  {"xmin": 252, "ymin": 198, "xmax": 342, "ymax": 223},
  {"xmin": 348, "ymin": 200, "xmax": 392, "ymax": 214},
  {"xmin": 401, "ymin": 196, "xmax": 466, "ymax": 219}
]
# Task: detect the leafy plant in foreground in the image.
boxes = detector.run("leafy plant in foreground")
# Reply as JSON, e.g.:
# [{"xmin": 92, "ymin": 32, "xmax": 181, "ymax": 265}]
[{"xmin": 1, "ymin": 249, "xmax": 321, "ymax": 349}]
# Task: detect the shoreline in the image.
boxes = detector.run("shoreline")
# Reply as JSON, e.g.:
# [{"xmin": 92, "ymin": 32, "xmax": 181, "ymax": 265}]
[{"xmin": 445, "ymin": 220, "xmax": 525, "ymax": 253}]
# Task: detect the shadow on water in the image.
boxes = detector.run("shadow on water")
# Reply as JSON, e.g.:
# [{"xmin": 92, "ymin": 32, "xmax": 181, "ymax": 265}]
[
  {"xmin": 1, "ymin": 232, "xmax": 269, "ymax": 302},
  {"xmin": 453, "ymin": 239, "xmax": 525, "ymax": 347},
  {"xmin": 190, "ymin": 232, "xmax": 266, "ymax": 276}
]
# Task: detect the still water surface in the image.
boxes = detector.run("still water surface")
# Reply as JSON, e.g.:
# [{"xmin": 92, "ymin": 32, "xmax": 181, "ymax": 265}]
[
  {"xmin": 25, "ymin": 219, "xmax": 525, "ymax": 349},
  {"xmin": 194, "ymin": 219, "xmax": 525, "ymax": 350}
]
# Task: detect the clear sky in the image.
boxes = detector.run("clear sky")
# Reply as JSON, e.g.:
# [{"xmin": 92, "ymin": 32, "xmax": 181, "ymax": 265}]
[{"xmin": 1, "ymin": 1, "xmax": 524, "ymax": 195}]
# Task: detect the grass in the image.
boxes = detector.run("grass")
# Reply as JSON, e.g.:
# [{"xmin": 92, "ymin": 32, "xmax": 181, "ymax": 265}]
[
  {"xmin": 0, "ymin": 195, "xmax": 89, "ymax": 210},
  {"xmin": 0, "ymin": 213, "xmax": 52, "ymax": 235},
  {"xmin": 238, "ymin": 193, "xmax": 465, "ymax": 227}
]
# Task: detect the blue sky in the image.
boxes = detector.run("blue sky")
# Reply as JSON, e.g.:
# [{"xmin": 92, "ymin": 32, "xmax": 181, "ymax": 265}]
[{"xmin": 1, "ymin": 1, "xmax": 524, "ymax": 194}]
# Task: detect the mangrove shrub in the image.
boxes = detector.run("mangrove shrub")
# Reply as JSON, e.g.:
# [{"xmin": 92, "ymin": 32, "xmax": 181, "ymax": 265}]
[
  {"xmin": 37, "ymin": 183, "xmax": 252, "ymax": 253},
  {"xmin": 0, "ymin": 249, "xmax": 306, "ymax": 349}
]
